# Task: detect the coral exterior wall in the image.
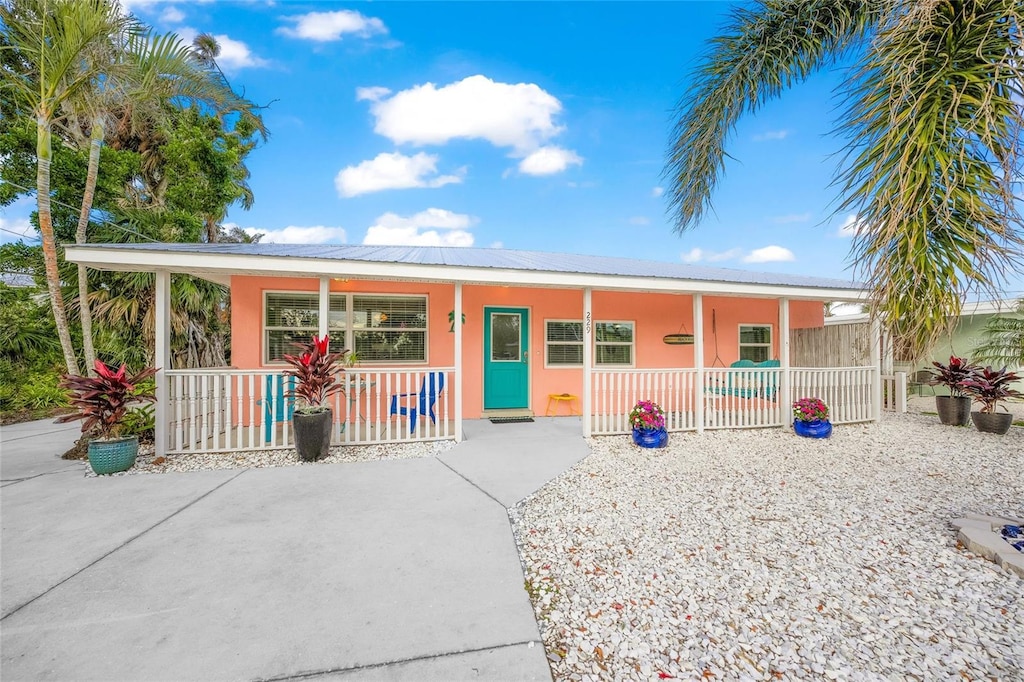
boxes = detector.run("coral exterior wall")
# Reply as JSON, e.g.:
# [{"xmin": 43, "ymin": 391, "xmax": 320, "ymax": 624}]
[{"xmin": 230, "ymin": 276, "xmax": 824, "ymax": 418}]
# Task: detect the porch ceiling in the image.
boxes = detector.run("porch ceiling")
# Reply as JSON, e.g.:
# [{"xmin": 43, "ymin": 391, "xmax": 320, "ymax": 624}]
[{"xmin": 64, "ymin": 243, "xmax": 868, "ymax": 302}]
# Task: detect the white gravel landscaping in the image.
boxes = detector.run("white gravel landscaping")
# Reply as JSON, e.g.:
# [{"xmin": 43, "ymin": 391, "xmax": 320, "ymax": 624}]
[
  {"xmin": 82, "ymin": 439, "xmax": 452, "ymax": 476},
  {"xmin": 511, "ymin": 413, "xmax": 1023, "ymax": 681}
]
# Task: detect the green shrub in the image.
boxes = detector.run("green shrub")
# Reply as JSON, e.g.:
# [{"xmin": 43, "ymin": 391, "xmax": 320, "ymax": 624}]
[
  {"xmin": 121, "ymin": 403, "xmax": 156, "ymax": 443},
  {"xmin": 19, "ymin": 373, "xmax": 69, "ymax": 410}
]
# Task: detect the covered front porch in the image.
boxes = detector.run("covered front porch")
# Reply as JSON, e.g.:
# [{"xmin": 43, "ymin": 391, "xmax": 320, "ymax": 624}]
[{"xmin": 63, "ymin": 243, "xmax": 883, "ymax": 457}]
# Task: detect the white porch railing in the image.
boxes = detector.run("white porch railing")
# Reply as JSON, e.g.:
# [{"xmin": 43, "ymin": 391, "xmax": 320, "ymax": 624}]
[
  {"xmin": 881, "ymin": 372, "xmax": 908, "ymax": 413},
  {"xmin": 591, "ymin": 366, "xmax": 879, "ymax": 435},
  {"xmin": 165, "ymin": 367, "xmax": 455, "ymax": 454}
]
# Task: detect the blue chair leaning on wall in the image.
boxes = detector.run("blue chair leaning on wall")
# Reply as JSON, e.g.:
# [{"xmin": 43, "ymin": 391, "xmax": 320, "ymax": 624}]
[
  {"xmin": 264, "ymin": 374, "xmax": 295, "ymax": 443},
  {"xmin": 389, "ymin": 372, "xmax": 445, "ymax": 433}
]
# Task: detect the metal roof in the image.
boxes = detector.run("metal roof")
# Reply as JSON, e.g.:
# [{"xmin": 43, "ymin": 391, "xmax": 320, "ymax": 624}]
[{"xmin": 74, "ymin": 242, "xmax": 864, "ymax": 292}]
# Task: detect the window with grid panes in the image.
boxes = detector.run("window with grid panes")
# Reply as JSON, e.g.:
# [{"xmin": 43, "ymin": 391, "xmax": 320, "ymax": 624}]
[
  {"xmin": 351, "ymin": 295, "xmax": 427, "ymax": 362},
  {"xmin": 738, "ymin": 324, "xmax": 772, "ymax": 362},
  {"xmin": 546, "ymin": 320, "xmax": 583, "ymax": 366},
  {"xmin": 595, "ymin": 321, "xmax": 634, "ymax": 365},
  {"xmin": 265, "ymin": 292, "xmax": 320, "ymax": 363}
]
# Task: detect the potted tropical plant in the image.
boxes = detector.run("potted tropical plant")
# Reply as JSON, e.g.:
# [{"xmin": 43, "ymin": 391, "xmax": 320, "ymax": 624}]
[
  {"xmin": 628, "ymin": 399, "xmax": 668, "ymax": 448},
  {"xmin": 282, "ymin": 334, "xmax": 346, "ymax": 461},
  {"xmin": 57, "ymin": 360, "xmax": 157, "ymax": 474},
  {"xmin": 959, "ymin": 366, "xmax": 1021, "ymax": 435},
  {"xmin": 792, "ymin": 396, "xmax": 832, "ymax": 438},
  {"xmin": 928, "ymin": 355, "xmax": 978, "ymax": 426}
]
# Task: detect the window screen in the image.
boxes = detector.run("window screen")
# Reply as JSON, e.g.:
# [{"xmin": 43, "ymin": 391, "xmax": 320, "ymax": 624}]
[
  {"xmin": 265, "ymin": 293, "xmax": 319, "ymax": 362},
  {"xmin": 595, "ymin": 321, "xmax": 634, "ymax": 365},
  {"xmin": 351, "ymin": 295, "xmax": 427, "ymax": 362},
  {"xmin": 739, "ymin": 324, "xmax": 772, "ymax": 362},
  {"xmin": 546, "ymin": 320, "xmax": 583, "ymax": 366}
]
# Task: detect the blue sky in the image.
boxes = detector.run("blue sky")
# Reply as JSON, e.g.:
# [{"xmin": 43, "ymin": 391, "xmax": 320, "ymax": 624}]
[{"xmin": 2, "ymin": 1, "xmax": 1019, "ymax": 297}]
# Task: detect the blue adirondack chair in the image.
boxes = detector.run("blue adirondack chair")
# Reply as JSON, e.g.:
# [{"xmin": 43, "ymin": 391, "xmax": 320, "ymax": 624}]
[
  {"xmin": 263, "ymin": 374, "xmax": 295, "ymax": 443},
  {"xmin": 389, "ymin": 372, "xmax": 445, "ymax": 432}
]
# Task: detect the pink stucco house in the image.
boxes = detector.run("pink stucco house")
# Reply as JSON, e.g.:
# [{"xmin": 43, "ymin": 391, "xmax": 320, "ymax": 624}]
[{"xmin": 65, "ymin": 244, "xmax": 879, "ymax": 456}]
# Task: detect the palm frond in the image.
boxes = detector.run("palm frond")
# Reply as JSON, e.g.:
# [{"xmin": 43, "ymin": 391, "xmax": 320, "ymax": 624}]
[{"xmin": 664, "ymin": 0, "xmax": 880, "ymax": 232}]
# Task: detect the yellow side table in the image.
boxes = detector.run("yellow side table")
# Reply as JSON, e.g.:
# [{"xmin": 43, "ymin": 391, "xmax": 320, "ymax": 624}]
[{"xmin": 546, "ymin": 393, "xmax": 580, "ymax": 416}]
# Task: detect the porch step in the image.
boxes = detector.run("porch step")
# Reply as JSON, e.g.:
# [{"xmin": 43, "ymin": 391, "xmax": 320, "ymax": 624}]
[{"xmin": 480, "ymin": 408, "xmax": 534, "ymax": 419}]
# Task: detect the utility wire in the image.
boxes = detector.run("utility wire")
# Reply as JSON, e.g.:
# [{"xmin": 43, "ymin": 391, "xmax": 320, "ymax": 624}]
[
  {"xmin": 2, "ymin": 180, "xmax": 161, "ymax": 243},
  {"xmin": 0, "ymin": 225, "xmax": 41, "ymax": 242}
]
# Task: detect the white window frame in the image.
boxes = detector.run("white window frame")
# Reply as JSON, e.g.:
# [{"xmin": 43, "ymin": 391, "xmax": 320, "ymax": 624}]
[
  {"xmin": 594, "ymin": 320, "xmax": 635, "ymax": 367},
  {"xmin": 544, "ymin": 319, "xmax": 635, "ymax": 367},
  {"xmin": 544, "ymin": 319, "xmax": 584, "ymax": 369},
  {"xmin": 738, "ymin": 323, "xmax": 773, "ymax": 362},
  {"xmin": 263, "ymin": 290, "xmax": 429, "ymax": 366},
  {"xmin": 263, "ymin": 291, "xmax": 321, "ymax": 366}
]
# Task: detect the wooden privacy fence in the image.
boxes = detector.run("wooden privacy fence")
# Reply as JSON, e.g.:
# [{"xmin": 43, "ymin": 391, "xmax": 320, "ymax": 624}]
[
  {"xmin": 166, "ymin": 367, "xmax": 455, "ymax": 454},
  {"xmin": 591, "ymin": 366, "xmax": 879, "ymax": 435}
]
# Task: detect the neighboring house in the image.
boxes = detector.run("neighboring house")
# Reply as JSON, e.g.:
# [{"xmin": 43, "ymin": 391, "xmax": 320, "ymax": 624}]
[
  {"xmin": 65, "ymin": 243, "xmax": 883, "ymax": 457},
  {"xmin": 826, "ymin": 299, "xmax": 1024, "ymax": 395}
]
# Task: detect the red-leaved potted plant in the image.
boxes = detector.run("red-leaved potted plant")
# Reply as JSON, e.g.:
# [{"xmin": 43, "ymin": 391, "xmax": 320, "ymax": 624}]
[
  {"xmin": 928, "ymin": 356, "xmax": 978, "ymax": 426},
  {"xmin": 959, "ymin": 366, "xmax": 1021, "ymax": 435},
  {"xmin": 282, "ymin": 334, "xmax": 346, "ymax": 461},
  {"xmin": 57, "ymin": 360, "xmax": 157, "ymax": 474}
]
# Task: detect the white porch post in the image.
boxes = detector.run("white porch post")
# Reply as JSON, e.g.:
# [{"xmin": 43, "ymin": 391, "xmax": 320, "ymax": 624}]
[
  {"xmin": 318, "ymin": 277, "xmax": 330, "ymax": 339},
  {"xmin": 779, "ymin": 298, "xmax": 791, "ymax": 426},
  {"xmin": 154, "ymin": 270, "xmax": 170, "ymax": 457},
  {"xmin": 582, "ymin": 288, "xmax": 592, "ymax": 437},
  {"xmin": 871, "ymin": 317, "xmax": 883, "ymax": 422},
  {"xmin": 454, "ymin": 282, "xmax": 464, "ymax": 442},
  {"xmin": 693, "ymin": 294, "xmax": 704, "ymax": 434}
]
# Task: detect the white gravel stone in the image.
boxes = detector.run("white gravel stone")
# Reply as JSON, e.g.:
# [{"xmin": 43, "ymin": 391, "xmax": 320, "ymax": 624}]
[
  {"xmin": 81, "ymin": 439, "xmax": 453, "ymax": 477},
  {"xmin": 511, "ymin": 413, "xmax": 1023, "ymax": 681}
]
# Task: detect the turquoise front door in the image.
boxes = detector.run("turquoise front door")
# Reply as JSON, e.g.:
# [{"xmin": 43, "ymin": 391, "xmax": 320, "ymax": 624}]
[{"xmin": 483, "ymin": 307, "xmax": 529, "ymax": 410}]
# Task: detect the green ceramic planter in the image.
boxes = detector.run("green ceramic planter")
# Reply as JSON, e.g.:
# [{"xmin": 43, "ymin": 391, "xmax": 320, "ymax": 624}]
[{"xmin": 88, "ymin": 436, "xmax": 139, "ymax": 475}]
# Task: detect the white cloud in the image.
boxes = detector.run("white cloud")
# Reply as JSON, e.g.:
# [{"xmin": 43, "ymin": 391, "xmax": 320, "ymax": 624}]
[
  {"xmin": 362, "ymin": 209, "xmax": 477, "ymax": 247},
  {"xmin": 743, "ymin": 245, "xmax": 796, "ymax": 263},
  {"xmin": 365, "ymin": 75, "xmax": 565, "ymax": 153},
  {"xmin": 836, "ymin": 214, "xmax": 863, "ymax": 238},
  {"xmin": 771, "ymin": 213, "xmax": 810, "ymax": 224},
  {"xmin": 629, "ymin": 216, "xmax": 650, "ymax": 226},
  {"xmin": 680, "ymin": 247, "xmax": 742, "ymax": 263},
  {"xmin": 651, "ymin": 186, "xmax": 664, "ymax": 198},
  {"xmin": 356, "ymin": 86, "xmax": 391, "ymax": 102},
  {"xmin": 175, "ymin": 28, "xmax": 268, "ymax": 72},
  {"xmin": 752, "ymin": 130, "xmax": 789, "ymax": 142},
  {"xmin": 278, "ymin": 10, "xmax": 387, "ymax": 42},
  {"xmin": 335, "ymin": 152, "xmax": 464, "ymax": 198},
  {"xmin": 160, "ymin": 6, "xmax": 185, "ymax": 23},
  {"xmin": 0, "ymin": 212, "xmax": 35, "ymax": 243},
  {"xmin": 240, "ymin": 225, "xmax": 347, "ymax": 244},
  {"xmin": 518, "ymin": 146, "xmax": 583, "ymax": 176}
]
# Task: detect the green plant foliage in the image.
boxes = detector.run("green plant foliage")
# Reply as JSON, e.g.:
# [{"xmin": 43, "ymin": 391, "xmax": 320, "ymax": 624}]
[
  {"xmin": 666, "ymin": 0, "xmax": 1024, "ymax": 361},
  {"xmin": 974, "ymin": 300, "xmax": 1024, "ymax": 368}
]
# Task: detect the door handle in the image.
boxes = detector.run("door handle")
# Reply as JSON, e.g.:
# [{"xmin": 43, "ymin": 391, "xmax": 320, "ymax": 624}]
[{"xmin": 523, "ymin": 350, "xmax": 528, "ymax": 364}]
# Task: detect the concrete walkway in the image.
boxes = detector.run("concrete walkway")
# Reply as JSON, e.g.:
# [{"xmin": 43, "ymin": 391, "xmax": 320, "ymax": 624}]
[{"xmin": 1, "ymin": 416, "xmax": 590, "ymax": 681}]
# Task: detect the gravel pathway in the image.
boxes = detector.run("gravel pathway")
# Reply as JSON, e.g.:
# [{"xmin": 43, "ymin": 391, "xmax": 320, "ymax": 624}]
[
  {"xmin": 511, "ymin": 413, "xmax": 1023, "ymax": 681},
  {"xmin": 82, "ymin": 440, "xmax": 452, "ymax": 476}
]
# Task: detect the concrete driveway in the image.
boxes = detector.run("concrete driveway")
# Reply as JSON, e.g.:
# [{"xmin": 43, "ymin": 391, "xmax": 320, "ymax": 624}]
[{"xmin": 1, "ymin": 417, "xmax": 590, "ymax": 681}]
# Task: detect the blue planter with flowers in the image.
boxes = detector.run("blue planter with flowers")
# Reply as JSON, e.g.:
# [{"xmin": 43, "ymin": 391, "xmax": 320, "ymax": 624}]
[
  {"xmin": 793, "ymin": 419, "xmax": 832, "ymax": 439},
  {"xmin": 631, "ymin": 427, "xmax": 668, "ymax": 448},
  {"xmin": 629, "ymin": 399, "xmax": 668, "ymax": 448},
  {"xmin": 792, "ymin": 397, "xmax": 832, "ymax": 439}
]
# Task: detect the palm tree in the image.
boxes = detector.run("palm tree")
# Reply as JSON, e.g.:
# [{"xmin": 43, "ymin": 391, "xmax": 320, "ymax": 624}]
[
  {"xmin": 666, "ymin": 1, "xmax": 1023, "ymax": 360},
  {"xmin": 1, "ymin": 0, "xmax": 131, "ymax": 375},
  {"xmin": 62, "ymin": 28, "xmax": 262, "ymax": 371},
  {"xmin": 974, "ymin": 299, "xmax": 1024, "ymax": 368}
]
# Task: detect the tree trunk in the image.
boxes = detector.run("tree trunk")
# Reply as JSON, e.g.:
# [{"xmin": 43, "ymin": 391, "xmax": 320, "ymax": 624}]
[
  {"xmin": 37, "ymin": 118, "xmax": 81, "ymax": 377},
  {"xmin": 75, "ymin": 118, "xmax": 104, "ymax": 376}
]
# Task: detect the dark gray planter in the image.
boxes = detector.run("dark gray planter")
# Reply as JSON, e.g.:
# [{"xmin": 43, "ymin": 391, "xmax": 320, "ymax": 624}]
[
  {"xmin": 971, "ymin": 411, "xmax": 1013, "ymax": 435},
  {"xmin": 293, "ymin": 409, "xmax": 332, "ymax": 461},
  {"xmin": 935, "ymin": 396, "xmax": 971, "ymax": 426}
]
